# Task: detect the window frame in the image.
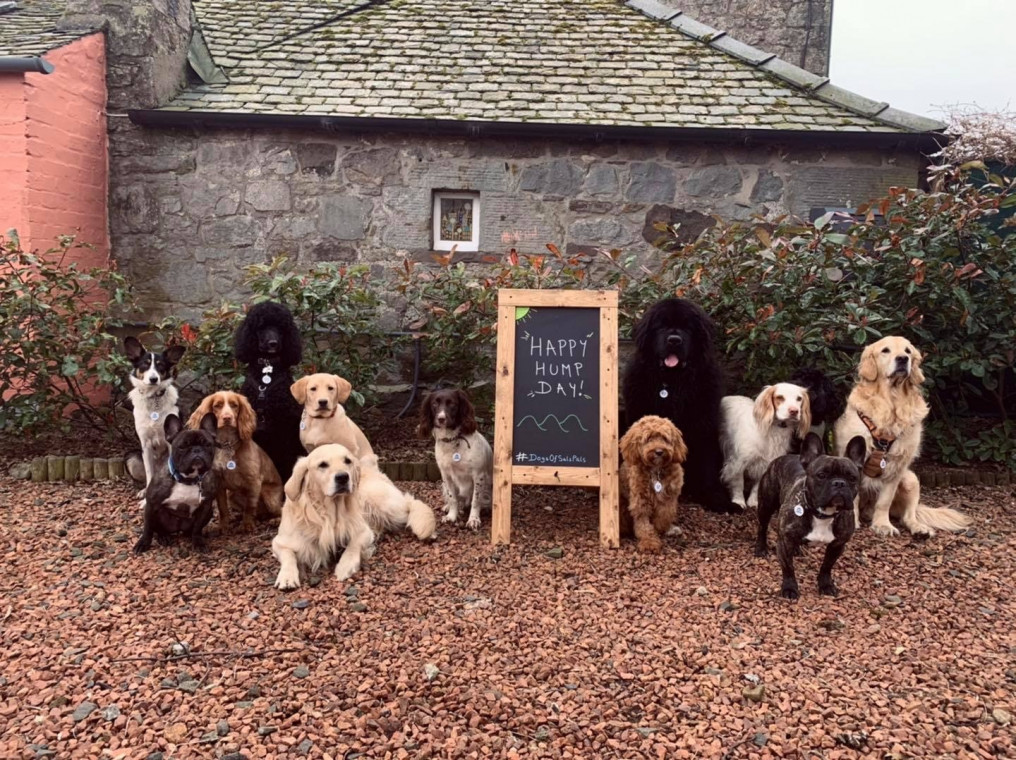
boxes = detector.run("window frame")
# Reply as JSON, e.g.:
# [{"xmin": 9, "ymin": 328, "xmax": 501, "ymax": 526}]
[{"xmin": 432, "ymin": 191, "xmax": 480, "ymax": 252}]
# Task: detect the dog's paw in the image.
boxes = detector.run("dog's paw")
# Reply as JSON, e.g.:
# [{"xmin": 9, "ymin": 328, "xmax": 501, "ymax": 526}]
[
  {"xmin": 780, "ymin": 582, "xmax": 800, "ymax": 600},
  {"xmin": 871, "ymin": 521, "xmax": 900, "ymax": 538},
  {"xmin": 818, "ymin": 580, "xmax": 838, "ymax": 597},
  {"xmin": 441, "ymin": 511, "xmax": 459, "ymax": 525},
  {"xmin": 466, "ymin": 514, "xmax": 481, "ymax": 531},
  {"xmin": 274, "ymin": 569, "xmax": 300, "ymax": 590},
  {"xmin": 132, "ymin": 540, "xmax": 151, "ymax": 556},
  {"xmin": 753, "ymin": 544, "xmax": 769, "ymax": 558},
  {"xmin": 334, "ymin": 557, "xmax": 360, "ymax": 582},
  {"xmin": 665, "ymin": 525, "xmax": 683, "ymax": 537},
  {"xmin": 637, "ymin": 535, "xmax": 664, "ymax": 554},
  {"xmin": 746, "ymin": 494, "xmax": 759, "ymax": 509}
]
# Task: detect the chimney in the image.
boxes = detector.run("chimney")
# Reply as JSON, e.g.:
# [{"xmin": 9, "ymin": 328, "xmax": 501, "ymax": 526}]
[{"xmin": 58, "ymin": 0, "xmax": 193, "ymax": 110}]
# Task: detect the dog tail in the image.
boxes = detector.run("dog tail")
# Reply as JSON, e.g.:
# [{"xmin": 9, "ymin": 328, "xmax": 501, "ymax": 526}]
[
  {"xmin": 406, "ymin": 497, "xmax": 437, "ymax": 540},
  {"xmin": 912, "ymin": 504, "xmax": 971, "ymax": 533}
]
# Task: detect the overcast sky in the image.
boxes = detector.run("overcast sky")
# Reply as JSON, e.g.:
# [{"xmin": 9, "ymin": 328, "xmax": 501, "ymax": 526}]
[{"xmin": 830, "ymin": 0, "xmax": 1016, "ymax": 120}]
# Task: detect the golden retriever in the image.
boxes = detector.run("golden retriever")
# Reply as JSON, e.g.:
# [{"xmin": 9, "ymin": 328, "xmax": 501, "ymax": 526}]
[
  {"xmin": 833, "ymin": 336, "xmax": 970, "ymax": 537},
  {"xmin": 187, "ymin": 391, "xmax": 283, "ymax": 533},
  {"xmin": 272, "ymin": 444, "xmax": 376, "ymax": 589},
  {"xmin": 291, "ymin": 373, "xmax": 377, "ymax": 466}
]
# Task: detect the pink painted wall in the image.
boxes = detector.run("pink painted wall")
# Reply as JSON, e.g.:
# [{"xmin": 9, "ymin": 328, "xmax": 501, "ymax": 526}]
[
  {"xmin": 0, "ymin": 77, "xmax": 28, "ymax": 244},
  {"xmin": 22, "ymin": 32, "xmax": 109, "ymax": 265}
]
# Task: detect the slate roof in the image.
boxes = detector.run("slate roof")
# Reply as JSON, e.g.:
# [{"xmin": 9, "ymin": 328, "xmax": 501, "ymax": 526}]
[
  {"xmin": 158, "ymin": 0, "xmax": 944, "ymax": 134},
  {"xmin": 0, "ymin": 0, "xmax": 92, "ymax": 57}
]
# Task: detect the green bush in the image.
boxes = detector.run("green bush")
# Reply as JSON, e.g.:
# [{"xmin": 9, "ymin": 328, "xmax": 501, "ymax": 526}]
[
  {"xmin": 0, "ymin": 234, "xmax": 138, "ymax": 437},
  {"xmin": 154, "ymin": 257, "xmax": 395, "ymax": 407}
]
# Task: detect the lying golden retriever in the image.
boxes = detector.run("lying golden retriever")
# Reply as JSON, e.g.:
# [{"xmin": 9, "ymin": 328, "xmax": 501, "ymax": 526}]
[
  {"xmin": 187, "ymin": 391, "xmax": 283, "ymax": 533},
  {"xmin": 272, "ymin": 444, "xmax": 377, "ymax": 589},
  {"xmin": 834, "ymin": 336, "xmax": 970, "ymax": 537},
  {"xmin": 291, "ymin": 373, "xmax": 377, "ymax": 466}
]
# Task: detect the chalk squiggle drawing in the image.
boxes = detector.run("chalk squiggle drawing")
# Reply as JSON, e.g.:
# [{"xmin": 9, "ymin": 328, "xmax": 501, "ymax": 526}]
[{"xmin": 516, "ymin": 413, "xmax": 589, "ymax": 433}]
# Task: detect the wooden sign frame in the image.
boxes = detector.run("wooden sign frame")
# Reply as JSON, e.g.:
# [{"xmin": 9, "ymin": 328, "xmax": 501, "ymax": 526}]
[{"xmin": 492, "ymin": 289, "xmax": 619, "ymax": 548}]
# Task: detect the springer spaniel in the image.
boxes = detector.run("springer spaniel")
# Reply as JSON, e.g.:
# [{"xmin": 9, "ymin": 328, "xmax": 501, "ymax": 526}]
[{"xmin": 418, "ymin": 389, "xmax": 492, "ymax": 530}]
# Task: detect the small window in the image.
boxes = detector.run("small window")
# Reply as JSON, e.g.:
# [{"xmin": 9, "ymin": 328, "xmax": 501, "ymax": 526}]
[{"xmin": 433, "ymin": 191, "xmax": 480, "ymax": 252}]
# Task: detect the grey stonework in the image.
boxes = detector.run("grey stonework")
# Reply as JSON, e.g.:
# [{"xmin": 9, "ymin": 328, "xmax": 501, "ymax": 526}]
[{"xmin": 108, "ymin": 125, "xmax": 922, "ymax": 319}]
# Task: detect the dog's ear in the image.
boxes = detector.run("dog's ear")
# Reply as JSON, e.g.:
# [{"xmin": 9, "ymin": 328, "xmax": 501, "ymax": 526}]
[
  {"xmin": 619, "ymin": 423, "xmax": 642, "ymax": 465},
  {"xmin": 164, "ymin": 413, "xmax": 183, "ymax": 441},
  {"xmin": 290, "ymin": 376, "xmax": 309, "ymax": 405},
  {"xmin": 457, "ymin": 389, "xmax": 478, "ymax": 436},
  {"xmin": 285, "ymin": 456, "xmax": 309, "ymax": 502},
  {"xmin": 631, "ymin": 308, "xmax": 653, "ymax": 354},
  {"xmin": 164, "ymin": 345, "xmax": 186, "ymax": 366},
  {"xmin": 124, "ymin": 336, "xmax": 145, "ymax": 362},
  {"xmin": 752, "ymin": 386, "xmax": 776, "ymax": 428},
  {"xmin": 187, "ymin": 395, "xmax": 214, "ymax": 430},
  {"xmin": 331, "ymin": 374, "xmax": 352, "ymax": 404},
  {"xmin": 198, "ymin": 412, "xmax": 218, "ymax": 437},
  {"xmin": 235, "ymin": 395, "xmax": 257, "ymax": 440},
  {"xmin": 670, "ymin": 426, "xmax": 689, "ymax": 463},
  {"xmin": 845, "ymin": 436, "xmax": 867, "ymax": 469},
  {"xmin": 909, "ymin": 345, "xmax": 925, "ymax": 386},
  {"xmin": 858, "ymin": 344, "xmax": 879, "ymax": 383},
  {"xmin": 799, "ymin": 432, "xmax": 825, "ymax": 465},
  {"xmin": 417, "ymin": 393, "xmax": 434, "ymax": 438},
  {"xmin": 797, "ymin": 389, "xmax": 812, "ymax": 438}
]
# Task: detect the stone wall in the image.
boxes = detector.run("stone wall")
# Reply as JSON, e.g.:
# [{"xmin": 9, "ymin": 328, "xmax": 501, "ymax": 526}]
[
  {"xmin": 110, "ymin": 125, "xmax": 921, "ymax": 319},
  {"xmin": 660, "ymin": 0, "xmax": 834, "ymax": 75}
]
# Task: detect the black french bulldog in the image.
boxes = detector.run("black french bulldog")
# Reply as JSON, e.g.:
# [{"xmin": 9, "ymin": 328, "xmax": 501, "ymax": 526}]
[
  {"xmin": 133, "ymin": 413, "xmax": 220, "ymax": 555},
  {"xmin": 755, "ymin": 432, "xmax": 867, "ymax": 600}
]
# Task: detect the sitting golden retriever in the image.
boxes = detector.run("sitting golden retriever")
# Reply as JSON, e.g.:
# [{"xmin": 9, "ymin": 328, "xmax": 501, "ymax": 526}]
[
  {"xmin": 833, "ymin": 336, "xmax": 970, "ymax": 537},
  {"xmin": 619, "ymin": 415, "xmax": 688, "ymax": 552},
  {"xmin": 272, "ymin": 444, "xmax": 377, "ymax": 589},
  {"xmin": 187, "ymin": 391, "xmax": 283, "ymax": 533},
  {"xmin": 291, "ymin": 373, "xmax": 377, "ymax": 466}
]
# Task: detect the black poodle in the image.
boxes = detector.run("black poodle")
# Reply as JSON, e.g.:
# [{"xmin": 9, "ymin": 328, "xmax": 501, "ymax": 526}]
[
  {"xmin": 789, "ymin": 367, "xmax": 845, "ymax": 451},
  {"xmin": 621, "ymin": 297, "xmax": 739, "ymax": 514},
  {"xmin": 235, "ymin": 301, "xmax": 304, "ymax": 481}
]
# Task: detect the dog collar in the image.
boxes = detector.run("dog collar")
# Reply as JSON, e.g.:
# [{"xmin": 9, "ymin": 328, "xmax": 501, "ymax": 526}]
[
  {"xmin": 438, "ymin": 433, "xmax": 471, "ymax": 448},
  {"xmin": 856, "ymin": 411, "xmax": 895, "ymax": 451},
  {"xmin": 797, "ymin": 494, "xmax": 837, "ymax": 521},
  {"xmin": 168, "ymin": 456, "xmax": 205, "ymax": 485}
]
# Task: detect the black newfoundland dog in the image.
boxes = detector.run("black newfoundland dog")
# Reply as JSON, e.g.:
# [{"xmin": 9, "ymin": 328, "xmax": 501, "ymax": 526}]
[
  {"xmin": 234, "ymin": 301, "xmax": 305, "ymax": 481},
  {"xmin": 622, "ymin": 298, "xmax": 738, "ymax": 514}
]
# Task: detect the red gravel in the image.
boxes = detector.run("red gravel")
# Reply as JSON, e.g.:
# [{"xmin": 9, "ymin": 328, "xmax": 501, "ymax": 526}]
[{"xmin": 0, "ymin": 474, "xmax": 1012, "ymax": 759}]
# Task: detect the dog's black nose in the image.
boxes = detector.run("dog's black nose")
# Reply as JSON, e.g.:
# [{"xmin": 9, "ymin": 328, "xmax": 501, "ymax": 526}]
[
  {"xmin": 148, "ymin": 377, "xmax": 158, "ymax": 384},
  {"xmin": 666, "ymin": 334, "xmax": 684, "ymax": 346},
  {"xmin": 896, "ymin": 355, "xmax": 909, "ymax": 365},
  {"xmin": 318, "ymin": 399, "xmax": 328, "ymax": 408},
  {"xmin": 654, "ymin": 448, "xmax": 665, "ymax": 457},
  {"xmin": 335, "ymin": 472, "xmax": 349, "ymax": 486},
  {"xmin": 832, "ymin": 478, "xmax": 847, "ymax": 489},
  {"xmin": 266, "ymin": 339, "xmax": 279, "ymax": 351}
]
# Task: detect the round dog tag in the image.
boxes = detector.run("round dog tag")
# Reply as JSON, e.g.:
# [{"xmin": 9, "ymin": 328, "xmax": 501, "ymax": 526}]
[
  {"xmin": 880, "ymin": 458, "xmax": 887, "ymax": 470},
  {"xmin": 262, "ymin": 375, "xmax": 272, "ymax": 384},
  {"xmin": 453, "ymin": 452, "xmax": 461, "ymax": 462},
  {"xmin": 653, "ymin": 481, "xmax": 663, "ymax": 493},
  {"xmin": 150, "ymin": 412, "xmax": 159, "ymax": 421},
  {"xmin": 794, "ymin": 505, "xmax": 805, "ymax": 517},
  {"xmin": 300, "ymin": 421, "xmax": 306, "ymax": 431},
  {"xmin": 226, "ymin": 460, "xmax": 237, "ymax": 470},
  {"xmin": 659, "ymin": 389, "xmax": 669, "ymax": 399}
]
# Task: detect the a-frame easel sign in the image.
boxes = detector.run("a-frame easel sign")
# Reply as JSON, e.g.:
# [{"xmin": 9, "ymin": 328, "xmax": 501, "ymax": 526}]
[{"xmin": 491, "ymin": 289, "xmax": 619, "ymax": 548}]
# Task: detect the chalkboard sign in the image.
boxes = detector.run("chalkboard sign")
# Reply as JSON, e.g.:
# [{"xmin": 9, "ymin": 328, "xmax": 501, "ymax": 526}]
[
  {"xmin": 492, "ymin": 289, "xmax": 619, "ymax": 548},
  {"xmin": 512, "ymin": 307, "xmax": 600, "ymax": 467}
]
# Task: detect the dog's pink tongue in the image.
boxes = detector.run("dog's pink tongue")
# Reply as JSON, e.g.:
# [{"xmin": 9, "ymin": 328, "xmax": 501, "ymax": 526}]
[{"xmin": 664, "ymin": 355, "xmax": 679, "ymax": 368}]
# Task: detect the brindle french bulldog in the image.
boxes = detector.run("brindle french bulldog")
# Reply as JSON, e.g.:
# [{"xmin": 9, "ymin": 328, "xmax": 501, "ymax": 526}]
[
  {"xmin": 133, "ymin": 413, "xmax": 220, "ymax": 555},
  {"xmin": 755, "ymin": 432, "xmax": 867, "ymax": 600}
]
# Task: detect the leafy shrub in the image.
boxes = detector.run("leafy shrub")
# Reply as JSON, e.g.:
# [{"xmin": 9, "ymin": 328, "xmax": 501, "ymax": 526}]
[
  {"xmin": 0, "ymin": 234, "xmax": 137, "ymax": 437},
  {"xmin": 612, "ymin": 165, "xmax": 1016, "ymax": 469},
  {"xmin": 394, "ymin": 247, "xmax": 587, "ymax": 390},
  {"xmin": 154, "ymin": 257, "xmax": 394, "ymax": 407}
]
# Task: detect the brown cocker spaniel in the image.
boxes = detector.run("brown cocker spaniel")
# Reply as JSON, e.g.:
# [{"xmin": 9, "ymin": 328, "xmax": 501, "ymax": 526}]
[{"xmin": 619, "ymin": 415, "xmax": 688, "ymax": 553}]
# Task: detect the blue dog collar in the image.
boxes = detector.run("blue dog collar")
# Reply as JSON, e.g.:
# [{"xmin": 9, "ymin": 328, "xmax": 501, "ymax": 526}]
[{"xmin": 168, "ymin": 456, "xmax": 204, "ymax": 485}]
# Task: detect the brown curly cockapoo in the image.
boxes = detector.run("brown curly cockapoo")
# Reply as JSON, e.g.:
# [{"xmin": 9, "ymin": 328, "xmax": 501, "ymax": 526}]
[{"xmin": 619, "ymin": 415, "xmax": 688, "ymax": 553}]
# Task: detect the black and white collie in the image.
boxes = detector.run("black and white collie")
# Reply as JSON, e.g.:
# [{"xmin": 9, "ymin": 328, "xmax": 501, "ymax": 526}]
[{"xmin": 124, "ymin": 337, "xmax": 186, "ymax": 490}]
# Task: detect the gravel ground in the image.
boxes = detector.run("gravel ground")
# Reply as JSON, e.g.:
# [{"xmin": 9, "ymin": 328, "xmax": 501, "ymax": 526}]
[{"xmin": 0, "ymin": 475, "xmax": 1012, "ymax": 760}]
